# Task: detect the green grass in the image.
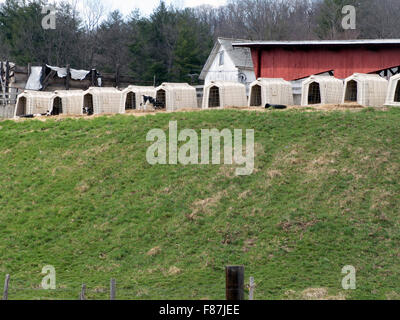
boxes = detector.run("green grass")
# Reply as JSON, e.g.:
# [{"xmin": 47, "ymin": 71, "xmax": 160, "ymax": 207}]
[{"xmin": 0, "ymin": 108, "xmax": 400, "ymax": 300}]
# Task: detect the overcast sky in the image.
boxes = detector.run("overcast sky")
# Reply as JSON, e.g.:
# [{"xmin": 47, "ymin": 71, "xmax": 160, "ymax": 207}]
[
  {"xmin": 101, "ymin": 0, "xmax": 227, "ymax": 16},
  {"xmin": 0, "ymin": 0, "xmax": 227, "ymax": 17}
]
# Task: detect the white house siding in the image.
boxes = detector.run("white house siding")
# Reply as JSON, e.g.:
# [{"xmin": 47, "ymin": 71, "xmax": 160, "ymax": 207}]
[
  {"xmin": 204, "ymin": 50, "xmax": 239, "ymax": 84},
  {"xmin": 200, "ymin": 38, "xmax": 256, "ymax": 95}
]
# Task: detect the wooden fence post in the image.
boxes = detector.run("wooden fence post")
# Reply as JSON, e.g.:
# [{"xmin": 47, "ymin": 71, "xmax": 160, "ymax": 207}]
[
  {"xmin": 249, "ymin": 277, "xmax": 255, "ymax": 301},
  {"xmin": 65, "ymin": 64, "xmax": 70, "ymax": 90},
  {"xmin": 226, "ymin": 266, "xmax": 244, "ymax": 301},
  {"xmin": 3, "ymin": 274, "xmax": 10, "ymax": 300},
  {"xmin": 5, "ymin": 61, "xmax": 10, "ymax": 102},
  {"xmin": 115, "ymin": 64, "xmax": 121, "ymax": 88},
  {"xmin": 110, "ymin": 278, "xmax": 116, "ymax": 300},
  {"xmin": 91, "ymin": 69, "xmax": 96, "ymax": 87},
  {"xmin": 80, "ymin": 284, "xmax": 86, "ymax": 300}
]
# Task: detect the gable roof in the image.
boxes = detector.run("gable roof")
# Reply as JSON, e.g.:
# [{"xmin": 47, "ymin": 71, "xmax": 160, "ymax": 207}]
[{"xmin": 199, "ymin": 37, "xmax": 254, "ymax": 80}]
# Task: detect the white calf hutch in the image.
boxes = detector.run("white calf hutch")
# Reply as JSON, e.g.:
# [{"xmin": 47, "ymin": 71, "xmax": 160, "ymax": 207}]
[
  {"xmin": 202, "ymin": 81, "xmax": 247, "ymax": 109},
  {"xmin": 301, "ymin": 75, "xmax": 344, "ymax": 106},
  {"xmin": 121, "ymin": 85, "xmax": 156, "ymax": 111},
  {"xmin": 249, "ymin": 78, "xmax": 293, "ymax": 107},
  {"xmin": 15, "ymin": 91, "xmax": 54, "ymax": 117},
  {"xmin": 50, "ymin": 90, "xmax": 84, "ymax": 115},
  {"xmin": 343, "ymin": 73, "xmax": 388, "ymax": 107},
  {"xmin": 385, "ymin": 74, "xmax": 400, "ymax": 106},
  {"xmin": 155, "ymin": 83, "xmax": 198, "ymax": 111},
  {"xmin": 83, "ymin": 87, "xmax": 124, "ymax": 115}
]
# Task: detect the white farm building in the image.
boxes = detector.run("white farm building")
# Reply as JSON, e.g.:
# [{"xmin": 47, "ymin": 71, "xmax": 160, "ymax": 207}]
[{"xmin": 199, "ymin": 38, "xmax": 256, "ymax": 92}]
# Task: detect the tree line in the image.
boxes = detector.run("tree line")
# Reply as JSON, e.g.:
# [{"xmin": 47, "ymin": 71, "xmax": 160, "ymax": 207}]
[{"xmin": 0, "ymin": 0, "xmax": 399, "ymax": 85}]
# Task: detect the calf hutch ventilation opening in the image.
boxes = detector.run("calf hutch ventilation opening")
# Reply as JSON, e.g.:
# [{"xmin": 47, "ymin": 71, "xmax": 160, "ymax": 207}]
[
  {"xmin": 308, "ymin": 82, "xmax": 321, "ymax": 105},
  {"xmin": 345, "ymin": 80, "xmax": 358, "ymax": 102},
  {"xmin": 156, "ymin": 89, "xmax": 166, "ymax": 109},
  {"xmin": 208, "ymin": 86, "xmax": 221, "ymax": 108},
  {"xmin": 84, "ymin": 93, "xmax": 94, "ymax": 115},
  {"xmin": 125, "ymin": 92, "xmax": 136, "ymax": 110},
  {"xmin": 16, "ymin": 96, "xmax": 26, "ymax": 116},
  {"xmin": 395, "ymin": 81, "xmax": 400, "ymax": 102},
  {"xmin": 301, "ymin": 76, "xmax": 344, "ymax": 106},
  {"xmin": 249, "ymin": 78, "xmax": 294, "ymax": 107},
  {"xmin": 385, "ymin": 73, "xmax": 400, "ymax": 106},
  {"xmin": 52, "ymin": 97, "xmax": 63, "ymax": 115},
  {"xmin": 202, "ymin": 81, "xmax": 247, "ymax": 109},
  {"xmin": 249, "ymin": 85, "xmax": 262, "ymax": 107}
]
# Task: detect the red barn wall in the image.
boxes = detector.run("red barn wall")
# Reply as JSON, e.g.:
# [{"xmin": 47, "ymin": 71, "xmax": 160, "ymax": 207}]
[{"xmin": 251, "ymin": 47, "xmax": 400, "ymax": 81}]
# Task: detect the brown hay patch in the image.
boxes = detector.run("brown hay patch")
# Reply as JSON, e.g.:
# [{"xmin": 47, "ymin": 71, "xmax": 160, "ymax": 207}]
[
  {"xmin": 147, "ymin": 246, "xmax": 161, "ymax": 256},
  {"xmin": 187, "ymin": 190, "xmax": 227, "ymax": 221},
  {"xmin": 285, "ymin": 288, "xmax": 346, "ymax": 300}
]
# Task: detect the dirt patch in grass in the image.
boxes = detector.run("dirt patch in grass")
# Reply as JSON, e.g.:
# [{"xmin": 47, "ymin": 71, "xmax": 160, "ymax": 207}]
[
  {"xmin": 285, "ymin": 288, "xmax": 346, "ymax": 300},
  {"xmin": 188, "ymin": 190, "xmax": 227, "ymax": 221}
]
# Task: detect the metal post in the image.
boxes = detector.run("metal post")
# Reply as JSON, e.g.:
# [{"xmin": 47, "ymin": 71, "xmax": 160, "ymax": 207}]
[
  {"xmin": 80, "ymin": 284, "xmax": 86, "ymax": 300},
  {"xmin": 110, "ymin": 278, "xmax": 116, "ymax": 300},
  {"xmin": 3, "ymin": 274, "xmax": 10, "ymax": 300}
]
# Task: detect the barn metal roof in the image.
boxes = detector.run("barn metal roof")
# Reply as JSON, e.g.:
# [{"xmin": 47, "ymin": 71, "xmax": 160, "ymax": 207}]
[{"xmin": 233, "ymin": 39, "xmax": 400, "ymax": 48}]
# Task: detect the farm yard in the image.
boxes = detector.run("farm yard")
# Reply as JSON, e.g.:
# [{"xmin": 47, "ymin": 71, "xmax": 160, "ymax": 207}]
[
  {"xmin": 1, "ymin": 0, "xmax": 400, "ymax": 305},
  {"xmin": 1, "ymin": 107, "xmax": 400, "ymax": 300}
]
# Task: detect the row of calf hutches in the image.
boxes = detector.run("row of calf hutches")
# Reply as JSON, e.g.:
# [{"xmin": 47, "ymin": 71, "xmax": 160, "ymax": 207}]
[
  {"xmin": 14, "ymin": 83, "xmax": 198, "ymax": 117},
  {"xmin": 13, "ymin": 74, "xmax": 400, "ymax": 118},
  {"xmin": 301, "ymin": 74, "xmax": 390, "ymax": 108}
]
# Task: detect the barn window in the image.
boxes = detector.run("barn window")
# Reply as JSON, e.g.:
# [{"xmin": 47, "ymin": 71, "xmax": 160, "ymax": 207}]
[
  {"xmin": 219, "ymin": 51, "xmax": 224, "ymax": 66},
  {"xmin": 250, "ymin": 85, "xmax": 262, "ymax": 107},
  {"xmin": 84, "ymin": 93, "xmax": 94, "ymax": 115},
  {"xmin": 308, "ymin": 82, "xmax": 321, "ymax": 104},
  {"xmin": 345, "ymin": 80, "xmax": 358, "ymax": 102},
  {"xmin": 52, "ymin": 97, "xmax": 63, "ymax": 115},
  {"xmin": 125, "ymin": 92, "xmax": 136, "ymax": 110},
  {"xmin": 208, "ymin": 86, "xmax": 220, "ymax": 108},
  {"xmin": 395, "ymin": 81, "xmax": 400, "ymax": 102},
  {"xmin": 16, "ymin": 97, "xmax": 27, "ymax": 116},
  {"xmin": 156, "ymin": 89, "xmax": 166, "ymax": 109}
]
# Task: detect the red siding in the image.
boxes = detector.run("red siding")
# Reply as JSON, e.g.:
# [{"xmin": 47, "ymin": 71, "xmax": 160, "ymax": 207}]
[{"xmin": 251, "ymin": 47, "xmax": 400, "ymax": 80}]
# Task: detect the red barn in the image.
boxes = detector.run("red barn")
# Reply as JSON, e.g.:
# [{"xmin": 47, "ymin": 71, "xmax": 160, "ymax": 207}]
[{"xmin": 233, "ymin": 39, "xmax": 400, "ymax": 81}]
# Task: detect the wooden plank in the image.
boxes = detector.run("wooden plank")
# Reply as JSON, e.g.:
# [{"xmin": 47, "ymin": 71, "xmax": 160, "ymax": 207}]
[
  {"xmin": 66, "ymin": 64, "xmax": 70, "ymax": 90},
  {"xmin": 41, "ymin": 70, "xmax": 57, "ymax": 91},
  {"xmin": 115, "ymin": 64, "xmax": 120, "ymax": 88}
]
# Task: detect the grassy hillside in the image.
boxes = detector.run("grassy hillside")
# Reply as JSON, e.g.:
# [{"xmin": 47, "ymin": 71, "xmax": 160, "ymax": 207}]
[{"xmin": 1, "ymin": 108, "xmax": 400, "ymax": 300}]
